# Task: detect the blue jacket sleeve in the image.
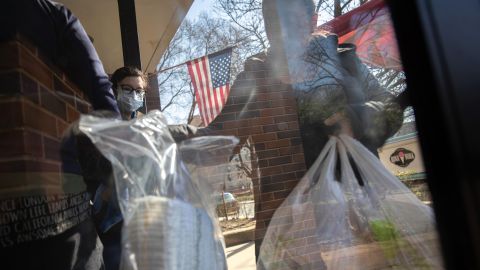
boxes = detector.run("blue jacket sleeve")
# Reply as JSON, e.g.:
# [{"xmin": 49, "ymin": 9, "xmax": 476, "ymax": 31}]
[{"xmin": 56, "ymin": 4, "xmax": 120, "ymax": 114}]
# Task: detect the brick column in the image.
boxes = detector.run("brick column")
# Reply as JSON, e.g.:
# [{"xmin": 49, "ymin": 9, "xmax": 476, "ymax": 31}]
[
  {"xmin": 209, "ymin": 56, "xmax": 307, "ymax": 258},
  {"xmin": 146, "ymin": 73, "xmax": 161, "ymax": 111},
  {"xmin": 0, "ymin": 36, "xmax": 91, "ymax": 194}
]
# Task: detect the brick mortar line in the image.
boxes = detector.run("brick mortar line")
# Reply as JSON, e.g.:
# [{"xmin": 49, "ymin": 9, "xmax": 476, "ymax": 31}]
[
  {"xmin": 17, "ymin": 96, "xmax": 69, "ymax": 125},
  {"xmin": 3, "ymin": 68, "xmax": 58, "ymax": 98},
  {"xmin": 0, "ymin": 127, "xmax": 62, "ymax": 142},
  {"xmin": 1, "ymin": 53, "xmax": 83, "ymax": 97},
  {"xmin": 0, "ymin": 67, "xmax": 24, "ymax": 74},
  {"xmin": 0, "ymin": 156, "xmax": 61, "ymax": 165}
]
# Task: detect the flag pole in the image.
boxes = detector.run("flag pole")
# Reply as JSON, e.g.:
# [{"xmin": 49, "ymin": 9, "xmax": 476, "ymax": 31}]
[
  {"xmin": 149, "ymin": 61, "xmax": 186, "ymax": 76},
  {"xmin": 148, "ymin": 43, "xmax": 239, "ymax": 77}
]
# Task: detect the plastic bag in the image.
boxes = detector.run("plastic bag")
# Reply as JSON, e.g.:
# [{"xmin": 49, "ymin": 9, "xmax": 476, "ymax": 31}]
[
  {"xmin": 258, "ymin": 135, "xmax": 443, "ymax": 270},
  {"xmin": 79, "ymin": 110, "xmax": 238, "ymax": 270}
]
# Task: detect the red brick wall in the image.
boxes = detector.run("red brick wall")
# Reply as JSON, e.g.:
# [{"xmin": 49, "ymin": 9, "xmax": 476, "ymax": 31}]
[
  {"xmin": 0, "ymin": 36, "xmax": 90, "ymax": 185},
  {"xmin": 146, "ymin": 74, "xmax": 161, "ymax": 111},
  {"xmin": 208, "ymin": 57, "xmax": 307, "ymax": 258}
]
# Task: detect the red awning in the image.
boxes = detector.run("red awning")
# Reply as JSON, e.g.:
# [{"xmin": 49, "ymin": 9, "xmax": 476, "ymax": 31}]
[{"xmin": 316, "ymin": 0, "xmax": 402, "ymax": 70}]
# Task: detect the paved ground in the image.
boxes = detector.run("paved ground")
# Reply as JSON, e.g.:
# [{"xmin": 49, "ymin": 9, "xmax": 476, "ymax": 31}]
[{"xmin": 226, "ymin": 241, "xmax": 256, "ymax": 270}]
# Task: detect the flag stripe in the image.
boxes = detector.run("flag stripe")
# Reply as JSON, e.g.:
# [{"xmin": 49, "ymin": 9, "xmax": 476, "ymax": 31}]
[
  {"xmin": 217, "ymin": 87, "xmax": 224, "ymax": 111},
  {"xmin": 215, "ymin": 86, "xmax": 223, "ymax": 115},
  {"xmin": 198, "ymin": 58, "xmax": 213, "ymax": 123},
  {"xmin": 201, "ymin": 57, "xmax": 216, "ymax": 122},
  {"xmin": 187, "ymin": 61, "xmax": 200, "ymax": 119},
  {"xmin": 205, "ymin": 61, "xmax": 222, "ymax": 117},
  {"xmin": 195, "ymin": 57, "xmax": 213, "ymax": 123},
  {"xmin": 188, "ymin": 60, "xmax": 205, "ymax": 121},
  {"xmin": 223, "ymin": 85, "xmax": 230, "ymax": 104},
  {"xmin": 220, "ymin": 87, "xmax": 225, "ymax": 105},
  {"xmin": 188, "ymin": 59, "xmax": 208, "ymax": 125},
  {"xmin": 219, "ymin": 86, "xmax": 226, "ymax": 109}
]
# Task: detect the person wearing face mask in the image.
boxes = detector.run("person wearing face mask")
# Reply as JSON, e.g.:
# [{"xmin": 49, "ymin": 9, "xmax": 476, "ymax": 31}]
[
  {"xmin": 111, "ymin": 66, "xmax": 147, "ymax": 120},
  {"xmin": 88, "ymin": 66, "xmax": 145, "ymax": 270},
  {"xmin": 92, "ymin": 66, "xmax": 213, "ymax": 270},
  {"xmin": 1, "ymin": 1, "xmax": 121, "ymax": 269}
]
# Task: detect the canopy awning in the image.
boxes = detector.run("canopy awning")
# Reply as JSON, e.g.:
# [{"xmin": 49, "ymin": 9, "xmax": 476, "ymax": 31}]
[{"xmin": 57, "ymin": 0, "xmax": 193, "ymax": 74}]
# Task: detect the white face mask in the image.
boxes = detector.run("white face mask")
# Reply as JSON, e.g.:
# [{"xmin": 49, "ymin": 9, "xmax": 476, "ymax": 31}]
[{"xmin": 117, "ymin": 87, "xmax": 144, "ymax": 113}]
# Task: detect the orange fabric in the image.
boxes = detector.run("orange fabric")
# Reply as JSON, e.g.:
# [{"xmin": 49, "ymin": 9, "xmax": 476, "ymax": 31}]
[{"xmin": 317, "ymin": 0, "xmax": 402, "ymax": 70}]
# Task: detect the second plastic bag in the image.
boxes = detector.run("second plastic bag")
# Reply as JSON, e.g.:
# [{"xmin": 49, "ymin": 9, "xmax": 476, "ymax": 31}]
[
  {"xmin": 79, "ymin": 111, "xmax": 237, "ymax": 270},
  {"xmin": 258, "ymin": 135, "xmax": 443, "ymax": 270}
]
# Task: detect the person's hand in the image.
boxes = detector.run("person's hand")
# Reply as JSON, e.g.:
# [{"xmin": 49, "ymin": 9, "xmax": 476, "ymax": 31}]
[
  {"xmin": 70, "ymin": 111, "xmax": 118, "ymax": 187},
  {"xmin": 324, "ymin": 112, "xmax": 354, "ymax": 137}
]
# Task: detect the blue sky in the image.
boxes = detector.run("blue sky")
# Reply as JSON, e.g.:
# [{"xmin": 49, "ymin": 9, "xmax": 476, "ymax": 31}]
[{"xmin": 186, "ymin": 0, "xmax": 215, "ymax": 20}]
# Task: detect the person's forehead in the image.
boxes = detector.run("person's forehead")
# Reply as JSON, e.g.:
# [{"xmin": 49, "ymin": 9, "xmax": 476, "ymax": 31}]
[{"xmin": 119, "ymin": 76, "xmax": 145, "ymax": 88}]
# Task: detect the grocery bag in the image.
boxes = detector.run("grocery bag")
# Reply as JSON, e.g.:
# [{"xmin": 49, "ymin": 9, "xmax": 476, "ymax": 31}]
[
  {"xmin": 79, "ymin": 110, "xmax": 237, "ymax": 270},
  {"xmin": 258, "ymin": 135, "xmax": 443, "ymax": 270}
]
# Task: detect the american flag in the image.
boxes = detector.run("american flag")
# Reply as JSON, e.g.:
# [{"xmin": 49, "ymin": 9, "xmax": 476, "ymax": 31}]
[{"xmin": 187, "ymin": 48, "xmax": 232, "ymax": 126}]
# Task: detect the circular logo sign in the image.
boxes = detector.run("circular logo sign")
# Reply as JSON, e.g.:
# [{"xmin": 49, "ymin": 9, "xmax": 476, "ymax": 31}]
[{"xmin": 390, "ymin": 148, "xmax": 415, "ymax": 167}]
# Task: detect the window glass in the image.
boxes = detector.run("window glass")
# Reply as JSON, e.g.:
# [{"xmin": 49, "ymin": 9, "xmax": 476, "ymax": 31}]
[
  {"xmin": 158, "ymin": 0, "xmax": 441, "ymax": 268},
  {"xmin": 0, "ymin": 0, "xmax": 441, "ymax": 269}
]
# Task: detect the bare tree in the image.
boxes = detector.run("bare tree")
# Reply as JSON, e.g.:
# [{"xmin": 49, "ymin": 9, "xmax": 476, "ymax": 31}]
[
  {"xmin": 215, "ymin": 0, "xmax": 267, "ymax": 53},
  {"xmin": 316, "ymin": 0, "xmax": 368, "ymax": 23},
  {"xmin": 184, "ymin": 13, "xmax": 253, "ymax": 81},
  {"xmin": 154, "ymin": 21, "xmax": 195, "ymax": 123}
]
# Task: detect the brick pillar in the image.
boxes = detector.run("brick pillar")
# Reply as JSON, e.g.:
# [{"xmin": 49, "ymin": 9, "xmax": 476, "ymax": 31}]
[
  {"xmin": 209, "ymin": 54, "xmax": 307, "ymax": 258},
  {"xmin": 0, "ymin": 36, "xmax": 91, "ymax": 195},
  {"xmin": 146, "ymin": 73, "xmax": 161, "ymax": 111}
]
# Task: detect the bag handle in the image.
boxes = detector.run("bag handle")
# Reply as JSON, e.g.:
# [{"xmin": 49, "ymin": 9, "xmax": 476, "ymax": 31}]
[{"xmin": 336, "ymin": 135, "xmax": 365, "ymax": 187}]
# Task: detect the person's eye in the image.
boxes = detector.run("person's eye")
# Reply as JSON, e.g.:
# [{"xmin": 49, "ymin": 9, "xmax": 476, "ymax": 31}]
[{"xmin": 121, "ymin": 86, "xmax": 134, "ymax": 93}]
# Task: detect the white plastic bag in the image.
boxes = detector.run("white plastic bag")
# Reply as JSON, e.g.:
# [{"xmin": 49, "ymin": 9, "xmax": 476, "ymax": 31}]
[
  {"xmin": 79, "ymin": 110, "xmax": 237, "ymax": 270},
  {"xmin": 258, "ymin": 135, "xmax": 443, "ymax": 269}
]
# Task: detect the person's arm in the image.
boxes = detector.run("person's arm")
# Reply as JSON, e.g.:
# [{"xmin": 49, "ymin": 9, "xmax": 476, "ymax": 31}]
[
  {"xmin": 168, "ymin": 125, "xmax": 213, "ymax": 143},
  {"xmin": 55, "ymin": 4, "xmax": 120, "ymax": 114},
  {"xmin": 338, "ymin": 47, "xmax": 404, "ymax": 151}
]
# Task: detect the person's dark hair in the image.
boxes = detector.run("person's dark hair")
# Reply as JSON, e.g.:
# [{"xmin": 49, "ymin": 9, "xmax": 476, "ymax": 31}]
[{"xmin": 110, "ymin": 66, "xmax": 148, "ymax": 96}]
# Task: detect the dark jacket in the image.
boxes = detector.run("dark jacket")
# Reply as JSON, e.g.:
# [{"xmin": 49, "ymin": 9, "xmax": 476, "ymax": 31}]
[
  {"xmin": 0, "ymin": 0, "xmax": 119, "ymax": 113},
  {"xmin": 295, "ymin": 34, "xmax": 403, "ymax": 166},
  {"xmin": 0, "ymin": 1, "xmax": 121, "ymax": 269}
]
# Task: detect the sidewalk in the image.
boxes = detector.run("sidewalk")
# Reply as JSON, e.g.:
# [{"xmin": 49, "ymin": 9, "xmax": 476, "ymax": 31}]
[{"xmin": 226, "ymin": 241, "xmax": 256, "ymax": 270}]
